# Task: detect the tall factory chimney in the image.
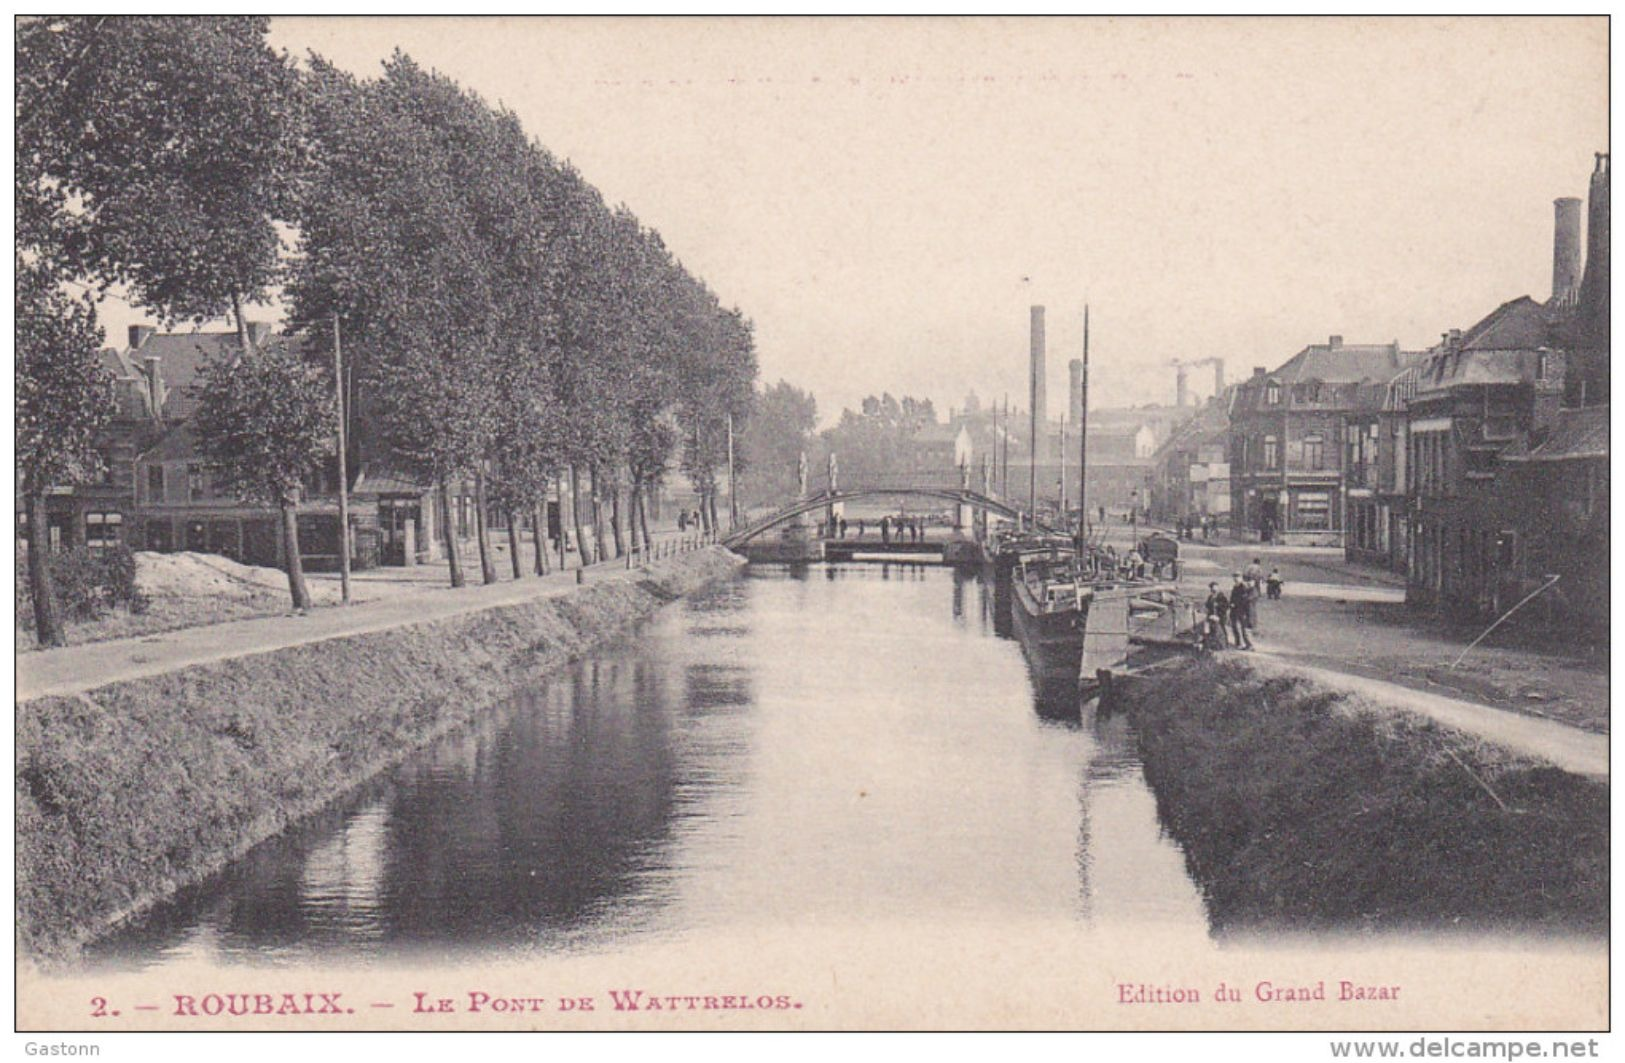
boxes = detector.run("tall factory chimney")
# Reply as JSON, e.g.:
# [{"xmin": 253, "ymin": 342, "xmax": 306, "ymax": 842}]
[
  {"xmin": 1577, "ymin": 155, "xmax": 1610, "ymax": 349},
  {"xmin": 1552, "ymin": 196, "xmax": 1583, "ymax": 304},
  {"xmin": 1068, "ymin": 359, "xmax": 1084, "ymax": 425},
  {"xmin": 1174, "ymin": 364, "xmax": 1189, "ymax": 409},
  {"xmin": 1028, "ymin": 305, "xmax": 1045, "ymax": 519}
]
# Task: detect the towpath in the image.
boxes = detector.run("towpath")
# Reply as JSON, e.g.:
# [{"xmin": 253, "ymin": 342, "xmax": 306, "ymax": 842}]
[
  {"xmin": 1244, "ymin": 653, "xmax": 1608, "ymax": 780},
  {"xmin": 1129, "ymin": 529, "xmax": 1610, "ymax": 775},
  {"xmin": 17, "ymin": 549, "xmax": 715, "ymax": 703}
]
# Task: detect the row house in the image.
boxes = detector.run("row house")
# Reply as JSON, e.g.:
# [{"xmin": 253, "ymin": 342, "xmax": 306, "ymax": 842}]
[
  {"xmin": 117, "ymin": 324, "xmax": 345, "ymax": 566},
  {"xmin": 1406, "ymin": 153, "xmax": 1610, "ymax": 626},
  {"xmin": 1342, "ymin": 365, "xmax": 1420, "ymax": 573},
  {"xmin": 1499, "ymin": 404, "xmax": 1608, "ymax": 636},
  {"xmin": 102, "ymin": 323, "xmax": 450, "ymax": 570},
  {"xmin": 11, "ymin": 324, "xmax": 235, "ymax": 553},
  {"xmin": 1229, "ymin": 336, "xmax": 1418, "ymax": 546},
  {"xmin": 1404, "ymin": 300, "xmax": 1569, "ymax": 619}
]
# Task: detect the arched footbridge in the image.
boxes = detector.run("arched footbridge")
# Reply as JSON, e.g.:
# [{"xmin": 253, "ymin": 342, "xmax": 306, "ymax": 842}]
[{"xmin": 722, "ymin": 486, "xmax": 1057, "ymax": 549}]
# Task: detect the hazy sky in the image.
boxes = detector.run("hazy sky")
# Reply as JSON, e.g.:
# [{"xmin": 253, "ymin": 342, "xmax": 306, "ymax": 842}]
[{"xmin": 98, "ymin": 17, "xmax": 1608, "ymax": 426}]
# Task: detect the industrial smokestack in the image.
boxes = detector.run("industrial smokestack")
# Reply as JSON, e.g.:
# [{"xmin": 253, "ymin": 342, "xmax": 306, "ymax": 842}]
[
  {"xmin": 1553, "ymin": 196, "xmax": 1583, "ymax": 303},
  {"xmin": 1577, "ymin": 154, "xmax": 1610, "ymax": 352},
  {"xmin": 1212, "ymin": 359, "xmax": 1225, "ymax": 398},
  {"xmin": 1175, "ymin": 364, "xmax": 1189, "ymax": 409},
  {"xmin": 1029, "ymin": 306, "xmax": 1047, "ymax": 455},
  {"xmin": 1068, "ymin": 359, "xmax": 1083, "ymax": 425}
]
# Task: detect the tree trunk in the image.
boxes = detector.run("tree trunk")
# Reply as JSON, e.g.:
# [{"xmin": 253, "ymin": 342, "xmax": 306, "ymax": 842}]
[
  {"xmin": 708, "ymin": 489, "xmax": 720, "ymax": 538},
  {"xmin": 26, "ymin": 492, "xmax": 64, "ymax": 647},
  {"xmin": 440, "ymin": 478, "xmax": 465, "ymax": 588},
  {"xmin": 280, "ymin": 497, "xmax": 312, "ymax": 611},
  {"xmin": 569, "ymin": 465, "xmax": 593, "ymax": 566},
  {"xmin": 507, "ymin": 505, "xmax": 523, "ymax": 579},
  {"xmin": 591, "ymin": 466, "xmax": 609, "ymax": 560},
  {"xmin": 637, "ymin": 482, "xmax": 654, "ymax": 553},
  {"xmin": 232, "ymin": 292, "xmax": 254, "ymax": 359},
  {"xmin": 474, "ymin": 468, "xmax": 497, "ymax": 584},
  {"xmin": 534, "ymin": 497, "xmax": 550, "ymax": 576},
  {"xmin": 611, "ymin": 480, "xmax": 627, "ymax": 557},
  {"xmin": 628, "ymin": 481, "xmax": 644, "ymax": 553}
]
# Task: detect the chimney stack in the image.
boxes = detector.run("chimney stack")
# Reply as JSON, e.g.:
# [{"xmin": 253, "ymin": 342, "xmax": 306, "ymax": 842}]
[
  {"xmin": 1174, "ymin": 363, "xmax": 1189, "ymax": 408},
  {"xmin": 1328, "ymin": 335, "xmax": 1343, "ymax": 349},
  {"xmin": 128, "ymin": 325, "xmax": 155, "ymax": 351},
  {"xmin": 1577, "ymin": 153, "xmax": 1610, "ymax": 352},
  {"xmin": 143, "ymin": 355, "xmax": 164, "ymax": 419},
  {"xmin": 1029, "ymin": 305, "xmax": 1047, "ymax": 459},
  {"xmin": 1212, "ymin": 359, "xmax": 1225, "ymax": 398},
  {"xmin": 1552, "ymin": 196, "xmax": 1583, "ymax": 304},
  {"xmin": 1068, "ymin": 358, "xmax": 1084, "ymax": 425},
  {"xmin": 1253, "ymin": 366, "xmax": 1267, "ymax": 378}
]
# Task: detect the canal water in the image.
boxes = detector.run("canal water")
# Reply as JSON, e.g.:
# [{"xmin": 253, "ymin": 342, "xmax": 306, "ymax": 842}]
[{"xmin": 91, "ymin": 563, "xmax": 1210, "ymax": 970}]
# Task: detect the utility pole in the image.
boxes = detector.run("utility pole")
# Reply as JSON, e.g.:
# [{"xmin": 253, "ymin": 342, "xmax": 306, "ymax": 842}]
[
  {"xmin": 726, "ymin": 412, "xmax": 738, "ymax": 530},
  {"xmin": 332, "ymin": 313, "xmax": 352, "ymax": 603},
  {"xmin": 1001, "ymin": 394, "xmax": 1010, "ymax": 505},
  {"xmin": 1078, "ymin": 305, "xmax": 1090, "ymax": 550},
  {"xmin": 1058, "ymin": 420, "xmax": 1067, "ymax": 520},
  {"xmin": 1029, "ymin": 307, "xmax": 1043, "ymax": 529}
]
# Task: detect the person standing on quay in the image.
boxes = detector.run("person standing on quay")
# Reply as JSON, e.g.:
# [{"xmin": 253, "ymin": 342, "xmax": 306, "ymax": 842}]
[
  {"xmin": 1204, "ymin": 582, "xmax": 1231, "ymax": 649},
  {"xmin": 1229, "ymin": 574, "xmax": 1254, "ymax": 650}
]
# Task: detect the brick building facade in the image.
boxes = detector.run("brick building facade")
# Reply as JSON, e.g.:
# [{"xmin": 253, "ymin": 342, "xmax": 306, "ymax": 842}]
[{"xmin": 1229, "ymin": 337, "xmax": 1417, "ymax": 547}]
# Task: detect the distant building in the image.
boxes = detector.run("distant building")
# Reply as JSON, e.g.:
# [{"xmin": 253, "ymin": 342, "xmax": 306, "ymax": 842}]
[
  {"xmin": 1150, "ymin": 397, "xmax": 1231, "ymax": 525},
  {"xmin": 1229, "ymin": 336, "xmax": 1419, "ymax": 546},
  {"xmin": 906, "ymin": 422, "xmax": 974, "ymax": 481}
]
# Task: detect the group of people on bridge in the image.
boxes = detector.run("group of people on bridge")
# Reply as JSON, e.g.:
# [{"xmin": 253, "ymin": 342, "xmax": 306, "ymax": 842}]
[{"xmin": 821, "ymin": 515, "xmax": 931, "ymax": 544}]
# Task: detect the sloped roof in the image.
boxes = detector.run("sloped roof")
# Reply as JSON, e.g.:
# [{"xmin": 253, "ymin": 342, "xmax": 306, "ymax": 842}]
[
  {"xmin": 352, "ymin": 465, "xmax": 431, "ymax": 497},
  {"xmin": 1267, "ymin": 341, "xmax": 1409, "ymax": 386},
  {"xmin": 1153, "ymin": 400, "xmax": 1230, "ymax": 458},
  {"xmin": 137, "ymin": 422, "xmax": 200, "ymax": 464},
  {"xmin": 97, "ymin": 347, "xmax": 134, "ymax": 378},
  {"xmin": 128, "ymin": 328, "xmax": 294, "ymax": 419},
  {"xmin": 1459, "ymin": 295, "xmax": 1573, "ymax": 352},
  {"xmin": 1514, "ymin": 405, "xmax": 1609, "ymax": 462}
]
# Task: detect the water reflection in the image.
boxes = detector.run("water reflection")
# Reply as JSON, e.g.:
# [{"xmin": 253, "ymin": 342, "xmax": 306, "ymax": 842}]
[{"xmin": 90, "ymin": 562, "xmax": 1210, "ymax": 970}]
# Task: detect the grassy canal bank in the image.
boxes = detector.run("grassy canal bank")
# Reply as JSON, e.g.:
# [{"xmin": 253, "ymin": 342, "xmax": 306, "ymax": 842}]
[
  {"xmin": 16, "ymin": 547, "xmax": 743, "ymax": 963},
  {"xmin": 1120, "ymin": 657, "xmax": 1608, "ymax": 937}
]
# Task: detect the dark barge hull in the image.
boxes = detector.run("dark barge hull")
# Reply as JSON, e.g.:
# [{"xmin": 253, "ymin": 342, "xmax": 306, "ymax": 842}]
[{"xmin": 1010, "ymin": 581, "xmax": 1084, "ymax": 677}]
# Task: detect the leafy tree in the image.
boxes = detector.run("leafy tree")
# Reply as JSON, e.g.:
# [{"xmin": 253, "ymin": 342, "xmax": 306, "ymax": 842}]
[
  {"xmin": 190, "ymin": 341, "xmax": 336, "ymax": 610},
  {"xmin": 17, "ymin": 17, "xmax": 305, "ymax": 347},
  {"xmin": 820, "ymin": 393, "xmax": 939, "ymax": 487},
  {"xmin": 739, "ymin": 379, "xmax": 819, "ymax": 505},
  {"xmin": 15, "ymin": 257, "xmax": 114, "ymax": 645},
  {"xmin": 678, "ymin": 302, "xmax": 757, "ymax": 533},
  {"xmin": 289, "ymin": 55, "xmax": 497, "ymax": 588}
]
